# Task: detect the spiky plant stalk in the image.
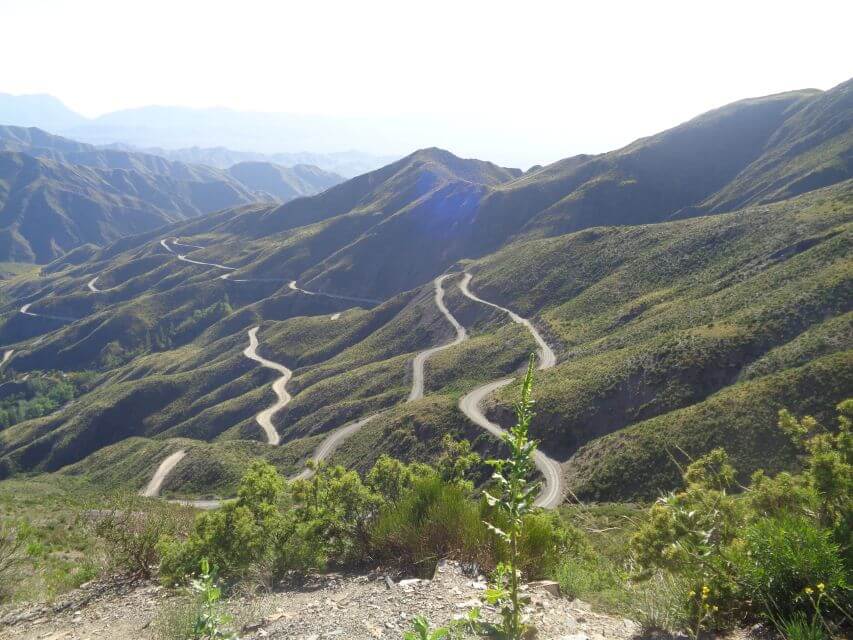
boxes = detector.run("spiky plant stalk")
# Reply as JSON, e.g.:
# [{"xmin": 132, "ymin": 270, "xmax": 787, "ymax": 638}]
[{"xmin": 483, "ymin": 353, "xmax": 540, "ymax": 639}]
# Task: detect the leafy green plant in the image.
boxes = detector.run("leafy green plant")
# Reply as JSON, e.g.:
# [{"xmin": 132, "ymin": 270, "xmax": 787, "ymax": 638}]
[
  {"xmin": 403, "ymin": 615, "xmax": 449, "ymax": 640},
  {"xmin": 91, "ymin": 492, "xmax": 193, "ymax": 579},
  {"xmin": 742, "ymin": 516, "xmax": 846, "ymax": 618},
  {"xmin": 189, "ymin": 558, "xmax": 235, "ymax": 640},
  {"xmin": 158, "ymin": 460, "xmax": 290, "ymax": 582},
  {"xmin": 631, "ymin": 447, "xmax": 743, "ymax": 626},
  {"xmin": 370, "ymin": 474, "xmax": 489, "ymax": 573},
  {"xmin": 776, "ymin": 612, "xmax": 829, "ymax": 640},
  {"xmin": 481, "ymin": 354, "xmax": 539, "ymax": 639},
  {"xmin": 436, "ymin": 434, "xmax": 481, "ymax": 492}
]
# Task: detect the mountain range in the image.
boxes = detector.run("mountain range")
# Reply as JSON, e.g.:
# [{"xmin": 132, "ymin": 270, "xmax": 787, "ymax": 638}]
[
  {"xmin": 0, "ymin": 125, "xmax": 344, "ymax": 262},
  {"xmin": 0, "ymin": 78, "xmax": 849, "ymax": 506},
  {"xmin": 0, "ymin": 93, "xmax": 399, "ymax": 177}
]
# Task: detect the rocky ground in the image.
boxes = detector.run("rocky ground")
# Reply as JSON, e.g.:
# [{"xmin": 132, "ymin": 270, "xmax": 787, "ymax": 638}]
[{"xmin": 0, "ymin": 562, "xmax": 645, "ymax": 640}]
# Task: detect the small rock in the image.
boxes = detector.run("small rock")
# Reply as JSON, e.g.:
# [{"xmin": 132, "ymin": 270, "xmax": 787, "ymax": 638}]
[
  {"xmin": 560, "ymin": 634, "xmax": 590, "ymax": 640},
  {"xmin": 398, "ymin": 578, "xmax": 425, "ymax": 587},
  {"xmin": 528, "ymin": 580, "xmax": 561, "ymax": 597}
]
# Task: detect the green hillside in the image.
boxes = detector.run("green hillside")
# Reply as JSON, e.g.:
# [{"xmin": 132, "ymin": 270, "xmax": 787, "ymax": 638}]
[{"xmin": 0, "ymin": 81, "xmax": 849, "ymax": 505}]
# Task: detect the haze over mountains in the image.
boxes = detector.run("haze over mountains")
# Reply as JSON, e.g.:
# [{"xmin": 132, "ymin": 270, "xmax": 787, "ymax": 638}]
[
  {"xmin": 0, "ymin": 93, "xmax": 398, "ymax": 177},
  {"xmin": 0, "ymin": 125, "xmax": 345, "ymax": 262},
  {"xmin": 0, "ymin": 78, "xmax": 849, "ymax": 508}
]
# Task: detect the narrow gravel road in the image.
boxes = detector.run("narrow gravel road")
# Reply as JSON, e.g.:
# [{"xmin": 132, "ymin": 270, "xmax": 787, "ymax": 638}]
[
  {"xmin": 1, "ymin": 349, "xmax": 13, "ymax": 367},
  {"xmin": 19, "ymin": 303, "xmax": 76, "ymax": 323},
  {"xmin": 141, "ymin": 450, "xmax": 187, "ymax": 497},
  {"xmin": 172, "ymin": 240, "xmax": 204, "ymax": 250},
  {"xmin": 457, "ymin": 272, "xmax": 563, "ymax": 508},
  {"xmin": 86, "ymin": 276, "xmax": 101, "ymax": 292},
  {"xmin": 243, "ymin": 326, "xmax": 291, "ymax": 446},
  {"xmin": 160, "ymin": 238, "xmax": 236, "ymax": 272},
  {"xmin": 291, "ymin": 415, "xmax": 379, "ymax": 481},
  {"xmin": 459, "ymin": 273, "xmax": 556, "ymax": 369},
  {"xmin": 288, "ymin": 280, "xmax": 381, "ymax": 305},
  {"xmin": 408, "ymin": 274, "xmax": 467, "ymax": 401},
  {"xmin": 297, "ymin": 274, "xmax": 466, "ymax": 480}
]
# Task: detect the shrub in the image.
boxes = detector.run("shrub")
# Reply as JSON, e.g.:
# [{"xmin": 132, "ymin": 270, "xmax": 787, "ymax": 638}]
[
  {"xmin": 91, "ymin": 493, "xmax": 193, "ymax": 579},
  {"xmin": 370, "ymin": 475, "xmax": 490, "ymax": 574},
  {"xmin": 514, "ymin": 511, "xmax": 582, "ymax": 580},
  {"xmin": 740, "ymin": 515, "xmax": 846, "ymax": 618},
  {"xmin": 626, "ymin": 570, "xmax": 691, "ymax": 635},
  {"xmin": 290, "ymin": 463, "xmax": 381, "ymax": 567},
  {"xmin": 366, "ymin": 454, "xmax": 427, "ymax": 504},
  {"xmin": 159, "ymin": 461, "xmax": 290, "ymax": 582},
  {"xmin": 553, "ymin": 552, "xmax": 624, "ymax": 602},
  {"xmin": 0, "ymin": 522, "xmax": 23, "ymax": 600}
]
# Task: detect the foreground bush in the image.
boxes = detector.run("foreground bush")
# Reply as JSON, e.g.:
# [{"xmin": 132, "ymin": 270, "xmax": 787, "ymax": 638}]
[
  {"xmin": 742, "ymin": 515, "xmax": 846, "ymax": 618},
  {"xmin": 90, "ymin": 492, "xmax": 194, "ymax": 579},
  {"xmin": 370, "ymin": 474, "xmax": 490, "ymax": 573},
  {"xmin": 628, "ymin": 399, "xmax": 852, "ymax": 636},
  {"xmin": 159, "ymin": 461, "xmax": 293, "ymax": 582}
]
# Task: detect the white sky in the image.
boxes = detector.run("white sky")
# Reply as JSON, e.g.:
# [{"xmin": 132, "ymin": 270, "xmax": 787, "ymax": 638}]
[{"xmin": 1, "ymin": 0, "xmax": 851, "ymax": 166}]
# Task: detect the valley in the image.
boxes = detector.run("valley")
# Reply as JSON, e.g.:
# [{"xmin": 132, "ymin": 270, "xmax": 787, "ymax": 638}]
[
  {"xmin": 0, "ymin": 79, "xmax": 848, "ymax": 507},
  {"xmin": 0, "ymin": 76, "xmax": 849, "ymax": 639}
]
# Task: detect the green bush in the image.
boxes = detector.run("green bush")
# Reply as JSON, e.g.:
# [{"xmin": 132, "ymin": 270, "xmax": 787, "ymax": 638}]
[
  {"xmin": 159, "ymin": 461, "xmax": 290, "ymax": 582},
  {"xmin": 91, "ymin": 493, "xmax": 194, "ymax": 579},
  {"xmin": 553, "ymin": 552, "xmax": 624, "ymax": 602},
  {"xmin": 290, "ymin": 463, "xmax": 381, "ymax": 567},
  {"xmin": 513, "ymin": 511, "xmax": 582, "ymax": 580},
  {"xmin": 370, "ymin": 475, "xmax": 490, "ymax": 574},
  {"xmin": 740, "ymin": 515, "xmax": 846, "ymax": 618}
]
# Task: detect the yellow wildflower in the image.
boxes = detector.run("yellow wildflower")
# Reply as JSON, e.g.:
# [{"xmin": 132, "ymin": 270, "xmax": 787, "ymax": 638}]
[
  {"xmin": 817, "ymin": 583, "xmax": 825, "ymax": 592},
  {"xmin": 805, "ymin": 587, "xmax": 814, "ymax": 595}
]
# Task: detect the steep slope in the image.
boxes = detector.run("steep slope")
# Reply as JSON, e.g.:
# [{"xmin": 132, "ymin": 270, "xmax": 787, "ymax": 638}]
[
  {"xmin": 0, "ymin": 83, "xmax": 849, "ymax": 503},
  {"xmin": 0, "ymin": 150, "xmax": 257, "ymax": 262},
  {"xmin": 467, "ymin": 84, "xmax": 850, "ymax": 252},
  {"xmin": 147, "ymin": 81, "xmax": 850, "ymax": 301},
  {"xmin": 700, "ymin": 78, "xmax": 852, "ymax": 212},
  {"xmin": 226, "ymin": 161, "xmax": 344, "ymax": 201}
]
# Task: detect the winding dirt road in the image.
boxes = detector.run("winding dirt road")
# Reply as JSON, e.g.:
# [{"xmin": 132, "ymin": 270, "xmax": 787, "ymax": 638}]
[
  {"xmin": 408, "ymin": 274, "xmax": 467, "ymax": 402},
  {"xmin": 160, "ymin": 238, "xmax": 236, "ymax": 272},
  {"xmin": 243, "ymin": 326, "xmax": 291, "ymax": 446},
  {"xmin": 142, "ymin": 272, "xmax": 561, "ymax": 507},
  {"xmin": 172, "ymin": 240, "xmax": 205, "ymax": 250},
  {"xmin": 291, "ymin": 415, "xmax": 379, "ymax": 481},
  {"xmin": 288, "ymin": 281, "xmax": 381, "ymax": 305},
  {"xmin": 459, "ymin": 273, "xmax": 556, "ymax": 369},
  {"xmin": 141, "ymin": 450, "xmax": 187, "ymax": 497},
  {"xmin": 19, "ymin": 303, "xmax": 76, "ymax": 323},
  {"xmin": 457, "ymin": 272, "xmax": 563, "ymax": 508},
  {"xmin": 1, "ymin": 349, "xmax": 13, "ymax": 368}
]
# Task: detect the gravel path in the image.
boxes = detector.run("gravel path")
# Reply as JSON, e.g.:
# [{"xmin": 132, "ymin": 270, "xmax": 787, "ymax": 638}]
[
  {"xmin": 457, "ymin": 272, "xmax": 563, "ymax": 508},
  {"xmin": 243, "ymin": 326, "xmax": 291, "ymax": 446}
]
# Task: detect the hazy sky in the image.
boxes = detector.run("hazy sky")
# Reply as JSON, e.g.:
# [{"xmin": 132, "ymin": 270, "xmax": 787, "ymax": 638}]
[{"xmin": 1, "ymin": 0, "xmax": 851, "ymax": 166}]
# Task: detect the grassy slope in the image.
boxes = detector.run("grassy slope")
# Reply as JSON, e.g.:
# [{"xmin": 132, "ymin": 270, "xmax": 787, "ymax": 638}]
[
  {"xmin": 467, "ymin": 182, "xmax": 851, "ymax": 496},
  {"xmin": 0, "ymin": 85, "xmax": 848, "ymax": 500}
]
